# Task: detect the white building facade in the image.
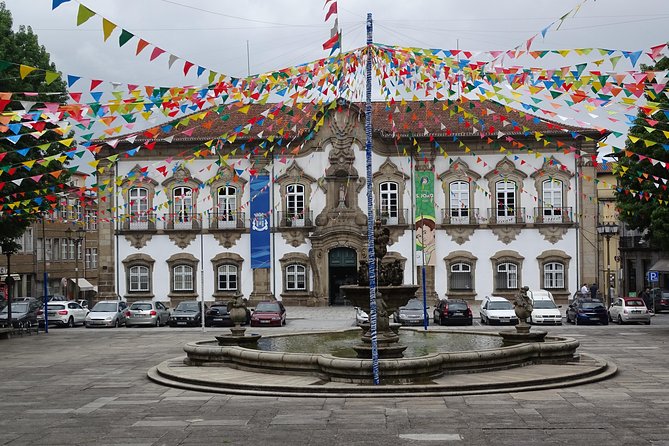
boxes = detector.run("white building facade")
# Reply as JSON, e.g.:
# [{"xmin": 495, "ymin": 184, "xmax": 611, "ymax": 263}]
[{"xmin": 94, "ymin": 100, "xmax": 602, "ymax": 307}]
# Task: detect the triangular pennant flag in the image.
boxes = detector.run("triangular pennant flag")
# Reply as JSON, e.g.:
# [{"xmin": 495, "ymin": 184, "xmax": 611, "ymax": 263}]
[
  {"xmin": 136, "ymin": 39, "xmax": 149, "ymax": 55},
  {"xmin": 119, "ymin": 29, "xmax": 134, "ymax": 47},
  {"xmin": 52, "ymin": 0, "xmax": 71, "ymax": 9},
  {"xmin": 76, "ymin": 4, "xmax": 96, "ymax": 26},
  {"xmin": 149, "ymin": 47, "xmax": 166, "ymax": 61},
  {"xmin": 19, "ymin": 65, "xmax": 36, "ymax": 79},
  {"xmin": 102, "ymin": 18, "xmax": 117, "ymax": 41},
  {"xmin": 44, "ymin": 71, "xmax": 60, "ymax": 85},
  {"xmin": 67, "ymin": 74, "xmax": 81, "ymax": 87}
]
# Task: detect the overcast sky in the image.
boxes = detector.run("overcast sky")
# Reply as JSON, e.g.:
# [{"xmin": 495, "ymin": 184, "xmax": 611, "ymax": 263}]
[{"xmin": 4, "ymin": 0, "xmax": 667, "ymax": 86}]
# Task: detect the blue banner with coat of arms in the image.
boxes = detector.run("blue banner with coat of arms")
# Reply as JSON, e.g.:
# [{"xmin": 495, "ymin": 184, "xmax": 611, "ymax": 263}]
[{"xmin": 250, "ymin": 175, "xmax": 271, "ymax": 269}]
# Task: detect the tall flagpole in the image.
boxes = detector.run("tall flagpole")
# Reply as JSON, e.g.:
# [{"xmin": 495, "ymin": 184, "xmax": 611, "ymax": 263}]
[{"xmin": 364, "ymin": 12, "xmax": 380, "ymax": 385}]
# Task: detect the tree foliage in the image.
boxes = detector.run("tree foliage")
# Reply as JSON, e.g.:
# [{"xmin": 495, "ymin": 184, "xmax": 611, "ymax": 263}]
[
  {"xmin": 0, "ymin": 2, "xmax": 70, "ymax": 240},
  {"xmin": 615, "ymin": 57, "xmax": 669, "ymax": 250}
]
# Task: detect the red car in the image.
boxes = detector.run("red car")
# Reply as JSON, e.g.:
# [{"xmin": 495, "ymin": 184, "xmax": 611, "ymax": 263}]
[{"xmin": 250, "ymin": 301, "xmax": 286, "ymax": 327}]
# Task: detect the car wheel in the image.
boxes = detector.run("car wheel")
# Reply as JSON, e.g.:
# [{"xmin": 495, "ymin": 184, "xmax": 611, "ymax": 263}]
[
  {"xmin": 433, "ymin": 313, "xmax": 438, "ymax": 324},
  {"xmin": 602, "ymin": 318, "xmax": 609, "ymax": 325},
  {"xmin": 479, "ymin": 315, "xmax": 485, "ymax": 325},
  {"xmin": 645, "ymin": 319, "xmax": 651, "ymax": 325},
  {"xmin": 618, "ymin": 315, "xmax": 624, "ymax": 325},
  {"xmin": 126, "ymin": 323, "xmax": 133, "ymax": 328},
  {"xmin": 155, "ymin": 317, "xmax": 160, "ymax": 327},
  {"xmin": 575, "ymin": 317, "xmax": 580, "ymax": 325},
  {"xmin": 67, "ymin": 317, "xmax": 75, "ymax": 328},
  {"xmin": 608, "ymin": 313, "xmax": 613, "ymax": 322},
  {"xmin": 114, "ymin": 319, "xmax": 119, "ymax": 328}
]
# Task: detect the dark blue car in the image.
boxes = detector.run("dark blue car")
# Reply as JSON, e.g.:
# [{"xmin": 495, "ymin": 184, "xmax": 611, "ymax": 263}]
[{"xmin": 566, "ymin": 299, "xmax": 608, "ymax": 325}]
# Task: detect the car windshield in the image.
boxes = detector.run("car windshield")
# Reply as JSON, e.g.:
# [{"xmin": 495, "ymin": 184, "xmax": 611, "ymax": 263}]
[
  {"xmin": 4, "ymin": 303, "xmax": 28, "ymax": 313},
  {"xmin": 402, "ymin": 300, "xmax": 423, "ymax": 310},
  {"xmin": 581, "ymin": 302, "xmax": 605, "ymax": 310},
  {"xmin": 488, "ymin": 301, "xmax": 512, "ymax": 310},
  {"xmin": 625, "ymin": 299, "xmax": 645, "ymax": 307},
  {"xmin": 256, "ymin": 302, "xmax": 280, "ymax": 312},
  {"xmin": 176, "ymin": 302, "xmax": 200, "ymax": 312},
  {"xmin": 533, "ymin": 300, "xmax": 557, "ymax": 309},
  {"xmin": 92, "ymin": 302, "xmax": 118, "ymax": 312},
  {"xmin": 130, "ymin": 303, "xmax": 153, "ymax": 311}
]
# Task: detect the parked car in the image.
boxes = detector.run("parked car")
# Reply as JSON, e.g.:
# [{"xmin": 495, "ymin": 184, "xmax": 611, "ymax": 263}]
[
  {"xmin": 433, "ymin": 299, "xmax": 472, "ymax": 326},
  {"xmin": 250, "ymin": 301, "xmax": 286, "ymax": 327},
  {"xmin": 125, "ymin": 301, "xmax": 170, "ymax": 327},
  {"xmin": 479, "ymin": 296, "xmax": 518, "ymax": 325},
  {"xmin": 0, "ymin": 298, "xmax": 43, "ymax": 329},
  {"xmin": 527, "ymin": 290, "xmax": 562, "ymax": 325},
  {"xmin": 355, "ymin": 307, "xmax": 369, "ymax": 326},
  {"xmin": 205, "ymin": 301, "xmax": 251, "ymax": 327},
  {"xmin": 650, "ymin": 288, "xmax": 669, "ymax": 313},
  {"xmin": 608, "ymin": 297, "xmax": 652, "ymax": 325},
  {"xmin": 394, "ymin": 298, "xmax": 429, "ymax": 326},
  {"xmin": 46, "ymin": 301, "xmax": 88, "ymax": 327},
  {"xmin": 85, "ymin": 301, "xmax": 128, "ymax": 328},
  {"xmin": 168, "ymin": 301, "xmax": 208, "ymax": 327},
  {"xmin": 566, "ymin": 299, "xmax": 608, "ymax": 325},
  {"xmin": 77, "ymin": 299, "xmax": 89, "ymax": 309}
]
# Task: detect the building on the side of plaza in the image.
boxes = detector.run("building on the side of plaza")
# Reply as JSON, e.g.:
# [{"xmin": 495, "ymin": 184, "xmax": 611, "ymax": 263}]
[
  {"xmin": 0, "ymin": 172, "xmax": 99, "ymax": 303},
  {"xmin": 94, "ymin": 100, "xmax": 604, "ymax": 307}
]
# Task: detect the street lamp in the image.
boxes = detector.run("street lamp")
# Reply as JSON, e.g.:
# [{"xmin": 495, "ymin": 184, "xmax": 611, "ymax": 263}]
[
  {"xmin": 596, "ymin": 222, "xmax": 619, "ymax": 307},
  {"xmin": 65, "ymin": 227, "xmax": 85, "ymax": 301}
]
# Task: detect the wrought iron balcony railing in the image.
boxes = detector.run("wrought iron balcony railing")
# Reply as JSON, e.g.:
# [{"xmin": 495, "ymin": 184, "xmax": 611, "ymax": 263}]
[
  {"xmin": 373, "ymin": 208, "xmax": 410, "ymax": 225},
  {"xmin": 533, "ymin": 207, "xmax": 573, "ymax": 224},
  {"xmin": 207, "ymin": 211, "xmax": 246, "ymax": 230},
  {"xmin": 487, "ymin": 207, "xmax": 526, "ymax": 224},
  {"xmin": 120, "ymin": 213, "xmax": 157, "ymax": 231},
  {"xmin": 277, "ymin": 210, "xmax": 314, "ymax": 228},
  {"xmin": 441, "ymin": 208, "xmax": 480, "ymax": 225},
  {"xmin": 164, "ymin": 212, "xmax": 201, "ymax": 230}
]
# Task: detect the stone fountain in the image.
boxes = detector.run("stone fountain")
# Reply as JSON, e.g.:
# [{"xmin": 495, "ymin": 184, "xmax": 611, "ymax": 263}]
[
  {"xmin": 340, "ymin": 219, "xmax": 419, "ymax": 358},
  {"xmin": 499, "ymin": 286, "xmax": 547, "ymax": 345},
  {"xmin": 213, "ymin": 295, "xmax": 261, "ymax": 347}
]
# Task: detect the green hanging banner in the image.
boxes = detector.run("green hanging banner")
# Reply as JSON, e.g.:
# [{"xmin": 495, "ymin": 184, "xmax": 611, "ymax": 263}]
[{"xmin": 415, "ymin": 170, "xmax": 436, "ymax": 266}]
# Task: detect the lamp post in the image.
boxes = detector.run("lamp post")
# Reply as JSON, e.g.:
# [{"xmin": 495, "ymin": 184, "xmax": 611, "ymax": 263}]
[
  {"xmin": 596, "ymin": 222, "xmax": 619, "ymax": 307},
  {"xmin": 66, "ymin": 227, "xmax": 85, "ymax": 302}
]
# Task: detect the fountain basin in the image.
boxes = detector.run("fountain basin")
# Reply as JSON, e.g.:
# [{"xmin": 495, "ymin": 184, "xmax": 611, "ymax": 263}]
[{"xmin": 182, "ymin": 328, "xmax": 579, "ymax": 385}]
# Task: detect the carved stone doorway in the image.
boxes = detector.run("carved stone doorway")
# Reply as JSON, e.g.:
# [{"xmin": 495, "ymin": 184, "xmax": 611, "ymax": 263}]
[{"xmin": 328, "ymin": 247, "xmax": 357, "ymax": 306}]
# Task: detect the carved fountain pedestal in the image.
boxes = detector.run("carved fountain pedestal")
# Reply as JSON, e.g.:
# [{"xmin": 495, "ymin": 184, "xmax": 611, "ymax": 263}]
[
  {"xmin": 214, "ymin": 296, "xmax": 261, "ymax": 347},
  {"xmin": 499, "ymin": 286, "xmax": 547, "ymax": 345}
]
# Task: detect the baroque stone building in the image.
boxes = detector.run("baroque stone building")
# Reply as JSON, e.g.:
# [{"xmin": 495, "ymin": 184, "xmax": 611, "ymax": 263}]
[{"xmin": 95, "ymin": 100, "xmax": 603, "ymax": 307}]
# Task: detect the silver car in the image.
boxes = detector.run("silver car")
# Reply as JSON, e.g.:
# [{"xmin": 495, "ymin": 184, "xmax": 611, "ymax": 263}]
[
  {"xmin": 85, "ymin": 301, "xmax": 128, "ymax": 328},
  {"xmin": 125, "ymin": 301, "xmax": 170, "ymax": 327}
]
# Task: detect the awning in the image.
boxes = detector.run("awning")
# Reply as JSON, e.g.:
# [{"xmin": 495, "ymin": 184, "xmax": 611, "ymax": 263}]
[
  {"xmin": 70, "ymin": 277, "xmax": 96, "ymax": 291},
  {"xmin": 649, "ymin": 259, "xmax": 669, "ymax": 273},
  {"xmin": 0, "ymin": 274, "xmax": 21, "ymax": 281}
]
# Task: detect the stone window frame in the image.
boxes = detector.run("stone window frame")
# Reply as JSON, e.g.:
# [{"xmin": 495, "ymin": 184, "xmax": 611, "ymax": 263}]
[
  {"xmin": 122, "ymin": 253, "xmax": 155, "ymax": 300},
  {"xmin": 530, "ymin": 157, "xmax": 573, "ymax": 223},
  {"xmin": 279, "ymin": 252, "xmax": 311, "ymax": 299},
  {"xmin": 443, "ymin": 250, "xmax": 478, "ymax": 300},
  {"xmin": 120, "ymin": 165, "xmax": 159, "ymax": 228},
  {"xmin": 490, "ymin": 250, "xmax": 525, "ymax": 300},
  {"xmin": 372, "ymin": 158, "xmax": 409, "ymax": 224},
  {"xmin": 210, "ymin": 164, "xmax": 247, "ymax": 223},
  {"xmin": 161, "ymin": 165, "xmax": 203, "ymax": 218},
  {"xmin": 166, "ymin": 253, "xmax": 198, "ymax": 299},
  {"xmin": 275, "ymin": 162, "xmax": 316, "ymax": 225},
  {"xmin": 484, "ymin": 158, "xmax": 528, "ymax": 223},
  {"xmin": 211, "ymin": 252, "xmax": 244, "ymax": 299},
  {"xmin": 537, "ymin": 249, "xmax": 572, "ymax": 301},
  {"xmin": 439, "ymin": 158, "xmax": 482, "ymax": 224}
]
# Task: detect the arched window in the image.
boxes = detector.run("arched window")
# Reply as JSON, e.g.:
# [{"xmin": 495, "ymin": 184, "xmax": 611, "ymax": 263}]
[
  {"xmin": 173, "ymin": 186, "xmax": 193, "ymax": 226},
  {"xmin": 217, "ymin": 264, "xmax": 238, "ymax": 291},
  {"xmin": 542, "ymin": 179, "xmax": 563, "ymax": 223},
  {"xmin": 173, "ymin": 265, "xmax": 193, "ymax": 291},
  {"xmin": 217, "ymin": 186, "xmax": 237, "ymax": 227},
  {"xmin": 286, "ymin": 184, "xmax": 305, "ymax": 226},
  {"xmin": 543, "ymin": 262, "xmax": 565, "ymax": 289},
  {"xmin": 128, "ymin": 187, "xmax": 149, "ymax": 229},
  {"xmin": 449, "ymin": 263, "xmax": 472, "ymax": 290},
  {"xmin": 129, "ymin": 265, "xmax": 150, "ymax": 292},
  {"xmin": 449, "ymin": 181, "xmax": 470, "ymax": 223},
  {"xmin": 379, "ymin": 181, "xmax": 399, "ymax": 224},
  {"xmin": 285, "ymin": 264, "xmax": 306, "ymax": 291},
  {"xmin": 496, "ymin": 262, "xmax": 518, "ymax": 290}
]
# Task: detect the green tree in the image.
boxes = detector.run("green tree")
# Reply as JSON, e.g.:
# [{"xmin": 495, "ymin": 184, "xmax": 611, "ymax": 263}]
[
  {"xmin": 0, "ymin": 1, "xmax": 70, "ymax": 240},
  {"xmin": 615, "ymin": 56, "xmax": 669, "ymax": 249}
]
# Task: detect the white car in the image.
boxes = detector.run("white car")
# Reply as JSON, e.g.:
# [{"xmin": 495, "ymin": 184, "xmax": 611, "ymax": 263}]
[
  {"xmin": 355, "ymin": 307, "xmax": 369, "ymax": 326},
  {"xmin": 479, "ymin": 296, "xmax": 518, "ymax": 325},
  {"xmin": 47, "ymin": 301, "xmax": 88, "ymax": 327},
  {"xmin": 85, "ymin": 301, "xmax": 128, "ymax": 328},
  {"xmin": 608, "ymin": 297, "xmax": 652, "ymax": 325},
  {"xmin": 527, "ymin": 290, "xmax": 562, "ymax": 325}
]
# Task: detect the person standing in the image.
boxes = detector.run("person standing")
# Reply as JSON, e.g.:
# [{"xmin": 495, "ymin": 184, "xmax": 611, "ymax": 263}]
[
  {"xmin": 590, "ymin": 283, "xmax": 599, "ymax": 300},
  {"xmin": 580, "ymin": 283, "xmax": 589, "ymax": 296}
]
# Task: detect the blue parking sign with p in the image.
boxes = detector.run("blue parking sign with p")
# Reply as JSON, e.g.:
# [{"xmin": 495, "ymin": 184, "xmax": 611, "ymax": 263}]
[{"xmin": 647, "ymin": 271, "xmax": 659, "ymax": 282}]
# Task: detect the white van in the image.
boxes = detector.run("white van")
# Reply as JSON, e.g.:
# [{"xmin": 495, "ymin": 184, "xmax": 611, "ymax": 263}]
[{"xmin": 527, "ymin": 290, "xmax": 562, "ymax": 325}]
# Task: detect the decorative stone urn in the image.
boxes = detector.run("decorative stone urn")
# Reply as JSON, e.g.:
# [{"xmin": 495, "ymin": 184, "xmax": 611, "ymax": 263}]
[
  {"xmin": 499, "ymin": 285, "xmax": 547, "ymax": 345},
  {"xmin": 215, "ymin": 295, "xmax": 261, "ymax": 347}
]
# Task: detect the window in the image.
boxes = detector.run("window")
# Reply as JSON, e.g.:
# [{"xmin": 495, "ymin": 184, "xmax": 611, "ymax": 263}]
[
  {"xmin": 286, "ymin": 183, "xmax": 305, "ymax": 225},
  {"xmin": 45, "ymin": 238, "xmax": 53, "ymax": 261},
  {"xmin": 173, "ymin": 186, "xmax": 193, "ymax": 228},
  {"xmin": 53, "ymin": 239, "xmax": 60, "ymax": 261},
  {"xmin": 449, "ymin": 263, "xmax": 472, "ymax": 290},
  {"xmin": 285, "ymin": 264, "xmax": 306, "ymax": 291},
  {"xmin": 129, "ymin": 265, "xmax": 150, "ymax": 292},
  {"xmin": 37, "ymin": 238, "xmax": 43, "ymax": 261},
  {"xmin": 496, "ymin": 180, "xmax": 516, "ymax": 223},
  {"xmin": 61, "ymin": 238, "xmax": 68, "ymax": 260},
  {"xmin": 449, "ymin": 181, "xmax": 470, "ymax": 224},
  {"xmin": 19, "ymin": 228, "xmax": 33, "ymax": 253},
  {"xmin": 217, "ymin": 264, "xmax": 238, "ymax": 291},
  {"xmin": 217, "ymin": 186, "xmax": 237, "ymax": 228},
  {"xmin": 379, "ymin": 182, "xmax": 399, "ymax": 224},
  {"xmin": 496, "ymin": 262, "xmax": 518, "ymax": 290},
  {"xmin": 543, "ymin": 262, "xmax": 565, "ymax": 289},
  {"xmin": 69, "ymin": 239, "xmax": 75, "ymax": 260},
  {"xmin": 85, "ymin": 248, "xmax": 98, "ymax": 269},
  {"xmin": 85, "ymin": 210, "xmax": 98, "ymax": 231},
  {"xmin": 542, "ymin": 179, "xmax": 563, "ymax": 223},
  {"xmin": 173, "ymin": 265, "xmax": 194, "ymax": 291}
]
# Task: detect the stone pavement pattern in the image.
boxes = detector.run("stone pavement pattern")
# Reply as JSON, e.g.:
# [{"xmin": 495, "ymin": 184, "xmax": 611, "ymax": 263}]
[{"xmin": 1, "ymin": 306, "xmax": 668, "ymax": 445}]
